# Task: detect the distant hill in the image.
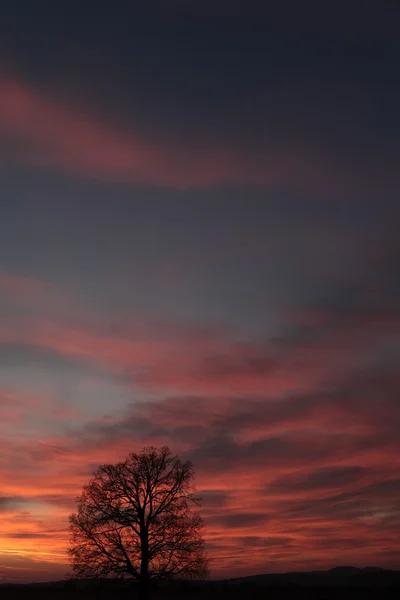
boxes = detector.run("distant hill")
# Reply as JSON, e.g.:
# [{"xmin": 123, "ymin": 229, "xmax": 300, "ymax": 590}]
[
  {"xmin": 328, "ymin": 566, "xmax": 386, "ymax": 575},
  {"xmin": 220, "ymin": 566, "xmax": 400, "ymax": 589},
  {"xmin": 327, "ymin": 566, "xmax": 364, "ymax": 575}
]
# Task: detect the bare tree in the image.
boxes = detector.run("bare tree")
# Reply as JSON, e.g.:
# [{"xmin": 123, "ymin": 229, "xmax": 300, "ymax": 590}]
[{"xmin": 68, "ymin": 446, "xmax": 208, "ymax": 599}]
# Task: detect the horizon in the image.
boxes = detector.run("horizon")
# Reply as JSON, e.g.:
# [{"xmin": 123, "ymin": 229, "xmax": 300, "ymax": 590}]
[{"xmin": 1, "ymin": 0, "xmax": 400, "ymax": 584}]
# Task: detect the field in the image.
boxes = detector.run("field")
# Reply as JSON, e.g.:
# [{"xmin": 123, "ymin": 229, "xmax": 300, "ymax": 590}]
[{"xmin": 2, "ymin": 569, "xmax": 400, "ymax": 599}]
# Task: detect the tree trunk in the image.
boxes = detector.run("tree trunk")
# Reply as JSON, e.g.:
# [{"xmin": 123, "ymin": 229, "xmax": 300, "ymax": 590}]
[
  {"xmin": 139, "ymin": 577, "xmax": 149, "ymax": 600},
  {"xmin": 139, "ymin": 529, "xmax": 149, "ymax": 600}
]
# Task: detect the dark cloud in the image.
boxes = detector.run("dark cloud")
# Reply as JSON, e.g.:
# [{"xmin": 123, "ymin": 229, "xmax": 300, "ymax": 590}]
[
  {"xmin": 0, "ymin": 342, "xmax": 108, "ymax": 377},
  {"xmin": 197, "ymin": 490, "xmax": 232, "ymax": 508},
  {"xmin": 185, "ymin": 435, "xmax": 338, "ymax": 473},
  {"xmin": 4, "ymin": 532, "xmax": 54, "ymax": 539},
  {"xmin": 198, "ymin": 350, "xmax": 279, "ymax": 381},
  {"xmin": 72, "ymin": 357, "xmax": 400, "ymax": 477},
  {"xmin": 269, "ymin": 467, "xmax": 366, "ymax": 493},
  {"xmin": 32, "ymin": 494, "xmax": 76, "ymax": 510},
  {"xmin": 275, "ymin": 478, "xmax": 400, "ymax": 525},
  {"xmin": 207, "ymin": 513, "xmax": 267, "ymax": 529},
  {"xmin": 240, "ymin": 536, "xmax": 294, "ymax": 548},
  {"xmin": 0, "ymin": 496, "xmax": 25, "ymax": 510}
]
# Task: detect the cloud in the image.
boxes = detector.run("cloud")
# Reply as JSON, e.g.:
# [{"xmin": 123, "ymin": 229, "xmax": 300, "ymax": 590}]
[
  {"xmin": 0, "ymin": 272, "xmax": 55, "ymax": 296},
  {"xmin": 207, "ymin": 512, "xmax": 267, "ymax": 529},
  {"xmin": 0, "ymin": 314, "xmax": 327, "ymax": 397},
  {"xmin": 0, "ymin": 342, "xmax": 104, "ymax": 375},
  {"xmin": 2, "ymin": 288, "xmax": 397, "ymax": 400},
  {"xmin": 0, "ymin": 71, "xmax": 297, "ymax": 188},
  {"xmin": 4, "ymin": 532, "xmax": 55, "ymax": 539},
  {"xmin": 0, "ymin": 496, "xmax": 26, "ymax": 511},
  {"xmin": 268, "ymin": 467, "xmax": 366, "ymax": 493},
  {"xmin": 0, "ymin": 270, "xmax": 81, "ymax": 323}
]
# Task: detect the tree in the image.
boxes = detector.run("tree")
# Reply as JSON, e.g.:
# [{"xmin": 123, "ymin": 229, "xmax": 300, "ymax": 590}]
[{"xmin": 68, "ymin": 446, "xmax": 208, "ymax": 599}]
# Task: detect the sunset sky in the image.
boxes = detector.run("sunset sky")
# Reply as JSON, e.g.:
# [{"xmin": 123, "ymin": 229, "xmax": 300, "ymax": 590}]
[{"xmin": 1, "ymin": 0, "xmax": 400, "ymax": 583}]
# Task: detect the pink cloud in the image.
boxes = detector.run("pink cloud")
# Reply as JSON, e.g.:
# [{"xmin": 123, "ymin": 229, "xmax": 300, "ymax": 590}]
[
  {"xmin": 0, "ymin": 70, "xmax": 337, "ymax": 189},
  {"xmin": 0, "ymin": 271, "xmax": 84, "ymax": 322},
  {"xmin": 11, "ymin": 301, "xmax": 400, "ymax": 396},
  {"xmin": 0, "ymin": 315, "xmax": 338, "ymax": 397},
  {"xmin": 0, "ymin": 272, "xmax": 56, "ymax": 296}
]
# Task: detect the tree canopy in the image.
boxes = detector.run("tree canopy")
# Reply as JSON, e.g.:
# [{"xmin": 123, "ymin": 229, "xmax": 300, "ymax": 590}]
[{"xmin": 68, "ymin": 446, "xmax": 208, "ymax": 598}]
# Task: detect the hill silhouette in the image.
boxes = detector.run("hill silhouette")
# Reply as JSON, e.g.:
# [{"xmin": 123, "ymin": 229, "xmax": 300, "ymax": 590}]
[{"xmin": 220, "ymin": 565, "xmax": 400, "ymax": 589}]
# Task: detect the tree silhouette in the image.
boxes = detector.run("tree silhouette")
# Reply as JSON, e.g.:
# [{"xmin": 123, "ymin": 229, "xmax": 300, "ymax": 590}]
[{"xmin": 68, "ymin": 446, "xmax": 208, "ymax": 599}]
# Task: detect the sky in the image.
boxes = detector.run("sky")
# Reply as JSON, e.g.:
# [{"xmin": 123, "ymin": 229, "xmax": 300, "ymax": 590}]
[{"xmin": 0, "ymin": 0, "xmax": 400, "ymax": 583}]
